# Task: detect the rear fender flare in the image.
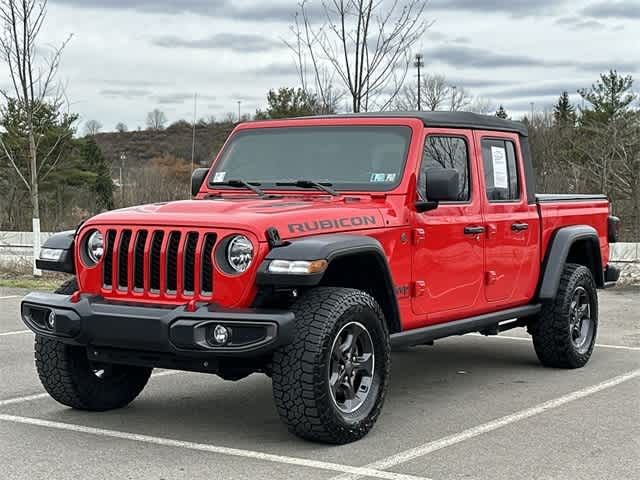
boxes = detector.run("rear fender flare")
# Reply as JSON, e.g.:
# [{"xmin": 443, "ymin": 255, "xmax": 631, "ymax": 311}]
[{"xmin": 538, "ymin": 225, "xmax": 603, "ymax": 301}]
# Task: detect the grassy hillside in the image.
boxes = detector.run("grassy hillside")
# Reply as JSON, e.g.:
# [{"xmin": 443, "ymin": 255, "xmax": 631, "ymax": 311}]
[{"xmin": 93, "ymin": 121, "xmax": 235, "ymax": 169}]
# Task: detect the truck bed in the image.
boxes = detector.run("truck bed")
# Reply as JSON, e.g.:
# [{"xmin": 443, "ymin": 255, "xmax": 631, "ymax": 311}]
[{"xmin": 536, "ymin": 194, "xmax": 610, "ymax": 268}]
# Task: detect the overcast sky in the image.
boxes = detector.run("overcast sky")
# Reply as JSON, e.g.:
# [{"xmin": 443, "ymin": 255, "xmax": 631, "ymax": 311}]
[{"xmin": 4, "ymin": 0, "xmax": 638, "ymax": 131}]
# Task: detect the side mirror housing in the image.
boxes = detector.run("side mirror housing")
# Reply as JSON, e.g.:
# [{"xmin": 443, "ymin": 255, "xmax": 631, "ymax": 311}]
[
  {"xmin": 191, "ymin": 168, "xmax": 209, "ymax": 197},
  {"xmin": 415, "ymin": 168, "xmax": 460, "ymax": 212}
]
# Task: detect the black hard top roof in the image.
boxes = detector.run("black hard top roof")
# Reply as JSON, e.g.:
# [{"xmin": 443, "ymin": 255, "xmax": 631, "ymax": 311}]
[{"xmin": 301, "ymin": 111, "xmax": 529, "ymax": 137}]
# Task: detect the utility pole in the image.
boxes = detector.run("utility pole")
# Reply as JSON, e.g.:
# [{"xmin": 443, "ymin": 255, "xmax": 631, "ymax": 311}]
[
  {"xmin": 413, "ymin": 53, "xmax": 424, "ymax": 111},
  {"xmin": 119, "ymin": 152, "xmax": 126, "ymax": 206},
  {"xmin": 530, "ymin": 102, "xmax": 535, "ymax": 120},
  {"xmin": 191, "ymin": 93, "xmax": 197, "ymax": 175},
  {"xmin": 237, "ymin": 100, "xmax": 242, "ymax": 122}
]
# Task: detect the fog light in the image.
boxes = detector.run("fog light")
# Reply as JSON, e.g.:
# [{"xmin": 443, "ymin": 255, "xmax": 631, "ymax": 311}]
[
  {"xmin": 47, "ymin": 310, "xmax": 56, "ymax": 329},
  {"xmin": 213, "ymin": 325, "xmax": 229, "ymax": 345}
]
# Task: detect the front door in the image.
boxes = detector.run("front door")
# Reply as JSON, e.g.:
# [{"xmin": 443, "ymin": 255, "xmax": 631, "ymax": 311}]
[{"xmin": 412, "ymin": 129, "xmax": 485, "ymax": 323}]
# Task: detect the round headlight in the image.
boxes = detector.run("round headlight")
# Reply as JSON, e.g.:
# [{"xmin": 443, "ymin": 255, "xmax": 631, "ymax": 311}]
[
  {"xmin": 226, "ymin": 235, "xmax": 253, "ymax": 273},
  {"xmin": 86, "ymin": 231, "xmax": 104, "ymax": 264}
]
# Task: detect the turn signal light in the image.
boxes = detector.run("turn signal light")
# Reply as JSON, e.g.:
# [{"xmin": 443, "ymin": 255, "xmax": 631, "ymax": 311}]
[{"xmin": 267, "ymin": 259, "xmax": 328, "ymax": 275}]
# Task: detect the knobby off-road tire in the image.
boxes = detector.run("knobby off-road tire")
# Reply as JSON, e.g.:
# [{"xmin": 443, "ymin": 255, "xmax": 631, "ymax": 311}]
[
  {"xmin": 34, "ymin": 278, "xmax": 152, "ymax": 411},
  {"xmin": 272, "ymin": 287, "xmax": 391, "ymax": 444},
  {"xmin": 530, "ymin": 263, "xmax": 598, "ymax": 369}
]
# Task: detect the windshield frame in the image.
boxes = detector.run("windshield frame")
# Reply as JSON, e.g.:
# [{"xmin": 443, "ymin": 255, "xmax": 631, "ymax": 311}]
[{"xmin": 206, "ymin": 124, "xmax": 414, "ymax": 193}]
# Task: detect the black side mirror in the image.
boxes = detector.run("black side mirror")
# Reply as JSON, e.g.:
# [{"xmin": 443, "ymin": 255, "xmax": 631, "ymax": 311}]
[
  {"xmin": 415, "ymin": 168, "xmax": 459, "ymax": 213},
  {"xmin": 191, "ymin": 168, "xmax": 209, "ymax": 197}
]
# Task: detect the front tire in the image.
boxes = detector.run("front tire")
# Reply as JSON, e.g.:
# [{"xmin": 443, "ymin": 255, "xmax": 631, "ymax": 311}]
[
  {"xmin": 34, "ymin": 278, "xmax": 152, "ymax": 411},
  {"xmin": 530, "ymin": 264, "xmax": 598, "ymax": 369},
  {"xmin": 272, "ymin": 287, "xmax": 390, "ymax": 444}
]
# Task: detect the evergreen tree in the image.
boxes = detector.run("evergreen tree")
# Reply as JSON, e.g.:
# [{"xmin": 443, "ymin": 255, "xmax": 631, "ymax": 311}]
[
  {"xmin": 578, "ymin": 70, "xmax": 637, "ymax": 123},
  {"xmin": 79, "ymin": 138, "xmax": 114, "ymax": 212},
  {"xmin": 495, "ymin": 105, "xmax": 509, "ymax": 119},
  {"xmin": 553, "ymin": 91, "xmax": 577, "ymax": 126},
  {"xmin": 255, "ymin": 88, "xmax": 324, "ymax": 119}
]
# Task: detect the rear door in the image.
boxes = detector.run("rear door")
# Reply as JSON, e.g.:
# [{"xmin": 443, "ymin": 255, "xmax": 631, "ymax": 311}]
[
  {"xmin": 475, "ymin": 132, "xmax": 539, "ymax": 305},
  {"xmin": 412, "ymin": 129, "xmax": 485, "ymax": 323}
]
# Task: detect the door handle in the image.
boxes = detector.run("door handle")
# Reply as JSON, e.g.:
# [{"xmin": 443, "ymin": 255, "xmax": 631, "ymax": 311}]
[
  {"xmin": 464, "ymin": 226, "xmax": 486, "ymax": 235},
  {"xmin": 511, "ymin": 223, "xmax": 529, "ymax": 232}
]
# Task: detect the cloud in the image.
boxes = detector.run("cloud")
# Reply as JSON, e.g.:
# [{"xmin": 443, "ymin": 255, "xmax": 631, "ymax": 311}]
[
  {"xmin": 429, "ymin": 0, "xmax": 567, "ymax": 16},
  {"xmin": 152, "ymin": 33, "xmax": 282, "ymax": 52},
  {"xmin": 581, "ymin": 1, "xmax": 640, "ymax": 19},
  {"xmin": 555, "ymin": 16, "xmax": 607, "ymax": 30},
  {"xmin": 579, "ymin": 59, "xmax": 639, "ymax": 73},
  {"xmin": 151, "ymin": 93, "xmax": 217, "ymax": 105},
  {"xmin": 426, "ymin": 45, "xmax": 565, "ymax": 69},
  {"xmin": 100, "ymin": 88, "xmax": 150, "ymax": 99},
  {"xmin": 487, "ymin": 82, "xmax": 585, "ymax": 99},
  {"xmin": 251, "ymin": 62, "xmax": 299, "ymax": 77},
  {"xmin": 446, "ymin": 77, "xmax": 512, "ymax": 89},
  {"xmin": 50, "ymin": 0, "xmax": 313, "ymax": 22},
  {"xmin": 426, "ymin": 44, "xmax": 639, "ymax": 74}
]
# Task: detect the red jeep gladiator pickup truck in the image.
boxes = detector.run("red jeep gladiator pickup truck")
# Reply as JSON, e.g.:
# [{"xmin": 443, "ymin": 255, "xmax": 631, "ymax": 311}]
[{"xmin": 22, "ymin": 112, "xmax": 620, "ymax": 444}]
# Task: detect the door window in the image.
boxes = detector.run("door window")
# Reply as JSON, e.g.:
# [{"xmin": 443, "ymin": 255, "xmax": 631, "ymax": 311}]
[
  {"xmin": 481, "ymin": 139, "xmax": 520, "ymax": 202},
  {"xmin": 419, "ymin": 136, "xmax": 470, "ymax": 202}
]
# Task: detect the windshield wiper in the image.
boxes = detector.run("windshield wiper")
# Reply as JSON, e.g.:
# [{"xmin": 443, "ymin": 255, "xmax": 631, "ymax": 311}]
[
  {"xmin": 276, "ymin": 180, "xmax": 340, "ymax": 196},
  {"xmin": 212, "ymin": 179, "xmax": 266, "ymax": 198}
]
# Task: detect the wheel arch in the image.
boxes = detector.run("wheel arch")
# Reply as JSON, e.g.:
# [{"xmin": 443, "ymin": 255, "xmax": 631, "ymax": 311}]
[
  {"xmin": 538, "ymin": 225, "xmax": 604, "ymax": 301},
  {"xmin": 256, "ymin": 234, "xmax": 401, "ymax": 334}
]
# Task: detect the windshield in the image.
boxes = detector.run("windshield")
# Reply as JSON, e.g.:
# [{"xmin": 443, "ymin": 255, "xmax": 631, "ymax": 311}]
[{"xmin": 209, "ymin": 126, "xmax": 412, "ymax": 191}]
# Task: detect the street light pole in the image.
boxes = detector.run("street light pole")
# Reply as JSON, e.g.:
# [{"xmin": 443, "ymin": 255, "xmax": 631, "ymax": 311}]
[
  {"xmin": 530, "ymin": 102, "xmax": 535, "ymax": 120},
  {"xmin": 237, "ymin": 100, "xmax": 242, "ymax": 122},
  {"xmin": 413, "ymin": 53, "xmax": 424, "ymax": 111},
  {"xmin": 191, "ymin": 93, "xmax": 197, "ymax": 175},
  {"xmin": 119, "ymin": 152, "xmax": 126, "ymax": 206}
]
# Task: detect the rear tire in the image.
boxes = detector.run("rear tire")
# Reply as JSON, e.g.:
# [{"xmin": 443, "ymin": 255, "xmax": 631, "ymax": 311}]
[
  {"xmin": 530, "ymin": 264, "xmax": 598, "ymax": 369},
  {"xmin": 34, "ymin": 278, "xmax": 152, "ymax": 411},
  {"xmin": 272, "ymin": 287, "xmax": 390, "ymax": 444}
]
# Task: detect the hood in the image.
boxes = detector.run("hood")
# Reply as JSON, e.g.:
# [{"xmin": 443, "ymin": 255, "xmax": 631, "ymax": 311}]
[{"xmin": 84, "ymin": 195, "xmax": 392, "ymax": 241}]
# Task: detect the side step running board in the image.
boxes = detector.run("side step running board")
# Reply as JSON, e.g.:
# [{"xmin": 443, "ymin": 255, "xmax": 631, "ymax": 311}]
[{"xmin": 390, "ymin": 304, "xmax": 541, "ymax": 348}]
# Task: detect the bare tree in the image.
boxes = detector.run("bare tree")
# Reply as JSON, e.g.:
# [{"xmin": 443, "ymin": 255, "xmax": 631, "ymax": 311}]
[
  {"xmin": 0, "ymin": 0, "xmax": 72, "ymax": 275},
  {"xmin": 395, "ymin": 74, "xmax": 475, "ymax": 112},
  {"xmin": 290, "ymin": 0, "xmax": 429, "ymax": 113},
  {"xmin": 146, "ymin": 109, "xmax": 167, "ymax": 130},
  {"xmin": 84, "ymin": 119, "xmax": 102, "ymax": 136},
  {"xmin": 467, "ymin": 97, "xmax": 494, "ymax": 115},
  {"xmin": 115, "ymin": 122, "xmax": 128, "ymax": 133}
]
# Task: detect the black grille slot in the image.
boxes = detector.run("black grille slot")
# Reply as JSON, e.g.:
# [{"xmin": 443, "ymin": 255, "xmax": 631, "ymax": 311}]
[
  {"xmin": 183, "ymin": 233, "xmax": 198, "ymax": 294},
  {"xmin": 103, "ymin": 230, "xmax": 116, "ymax": 287},
  {"xmin": 133, "ymin": 230, "xmax": 148, "ymax": 290},
  {"xmin": 166, "ymin": 232, "xmax": 181, "ymax": 293},
  {"xmin": 149, "ymin": 231, "xmax": 164, "ymax": 291},
  {"xmin": 117, "ymin": 230, "xmax": 132, "ymax": 289},
  {"xmin": 201, "ymin": 234, "xmax": 216, "ymax": 295}
]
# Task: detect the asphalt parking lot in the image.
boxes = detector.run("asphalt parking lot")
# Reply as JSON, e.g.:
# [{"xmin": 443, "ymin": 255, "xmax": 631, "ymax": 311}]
[{"xmin": 0, "ymin": 286, "xmax": 638, "ymax": 480}]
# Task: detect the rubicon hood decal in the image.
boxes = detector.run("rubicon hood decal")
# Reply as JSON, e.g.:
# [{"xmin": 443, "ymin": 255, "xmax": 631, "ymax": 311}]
[{"xmin": 289, "ymin": 215, "xmax": 377, "ymax": 233}]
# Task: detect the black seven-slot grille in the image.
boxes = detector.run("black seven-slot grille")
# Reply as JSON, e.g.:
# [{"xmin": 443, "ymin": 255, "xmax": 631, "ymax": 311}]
[{"xmin": 102, "ymin": 229, "xmax": 217, "ymax": 298}]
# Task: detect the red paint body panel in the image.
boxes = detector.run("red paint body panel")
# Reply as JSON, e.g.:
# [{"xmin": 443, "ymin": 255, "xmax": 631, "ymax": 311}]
[
  {"xmin": 73, "ymin": 116, "xmax": 613, "ymax": 333},
  {"xmin": 538, "ymin": 200, "xmax": 610, "ymax": 267},
  {"xmin": 473, "ymin": 131, "xmax": 540, "ymax": 307},
  {"xmin": 410, "ymin": 129, "xmax": 485, "ymax": 327}
]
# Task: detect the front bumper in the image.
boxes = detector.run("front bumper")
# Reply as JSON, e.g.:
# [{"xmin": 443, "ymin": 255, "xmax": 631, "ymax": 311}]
[{"xmin": 21, "ymin": 292, "xmax": 295, "ymax": 360}]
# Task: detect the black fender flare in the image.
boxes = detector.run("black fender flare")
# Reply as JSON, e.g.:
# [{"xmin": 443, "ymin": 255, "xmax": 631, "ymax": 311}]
[
  {"xmin": 35, "ymin": 230, "xmax": 76, "ymax": 274},
  {"xmin": 538, "ymin": 225, "xmax": 603, "ymax": 301},
  {"xmin": 256, "ymin": 234, "xmax": 401, "ymax": 331}
]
